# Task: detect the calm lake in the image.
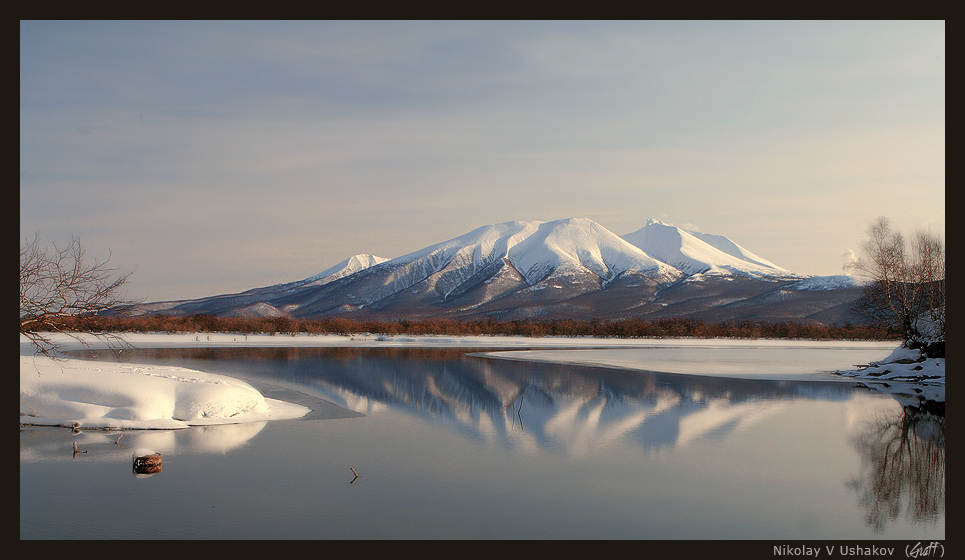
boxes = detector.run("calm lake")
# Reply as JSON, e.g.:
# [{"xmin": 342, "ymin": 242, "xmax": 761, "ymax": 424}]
[{"xmin": 20, "ymin": 344, "xmax": 945, "ymax": 540}]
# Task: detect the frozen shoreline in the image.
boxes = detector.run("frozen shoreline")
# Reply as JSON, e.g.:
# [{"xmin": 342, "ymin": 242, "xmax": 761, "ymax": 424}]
[
  {"xmin": 22, "ymin": 330, "xmax": 903, "ymax": 351},
  {"xmin": 21, "ymin": 332, "xmax": 929, "ymax": 431}
]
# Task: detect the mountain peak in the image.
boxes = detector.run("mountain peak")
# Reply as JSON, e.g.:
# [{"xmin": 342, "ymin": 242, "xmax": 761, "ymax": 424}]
[
  {"xmin": 496, "ymin": 217, "xmax": 681, "ymax": 284},
  {"xmin": 622, "ymin": 222, "xmax": 796, "ymax": 279},
  {"xmin": 305, "ymin": 254, "xmax": 389, "ymax": 283}
]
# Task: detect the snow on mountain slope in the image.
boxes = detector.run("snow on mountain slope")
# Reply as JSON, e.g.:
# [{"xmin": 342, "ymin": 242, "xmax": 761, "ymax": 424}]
[
  {"xmin": 304, "ymin": 254, "xmax": 389, "ymax": 284},
  {"xmin": 381, "ymin": 218, "xmax": 681, "ymax": 293},
  {"xmin": 684, "ymin": 227, "xmax": 786, "ymax": 270},
  {"xmin": 362, "ymin": 220, "xmax": 541, "ymax": 303},
  {"xmin": 309, "ymin": 218, "xmax": 684, "ymax": 310},
  {"xmin": 621, "ymin": 219, "xmax": 799, "ymax": 279},
  {"xmin": 789, "ymin": 275, "xmax": 863, "ymax": 291},
  {"xmin": 506, "ymin": 218, "xmax": 681, "ymax": 284}
]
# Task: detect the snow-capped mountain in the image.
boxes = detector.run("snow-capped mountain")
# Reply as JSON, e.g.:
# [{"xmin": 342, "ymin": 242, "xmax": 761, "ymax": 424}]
[
  {"xmin": 131, "ymin": 217, "xmax": 866, "ymax": 324},
  {"xmin": 304, "ymin": 254, "xmax": 389, "ymax": 284},
  {"xmin": 620, "ymin": 219, "xmax": 796, "ymax": 279},
  {"xmin": 384, "ymin": 217, "xmax": 682, "ymax": 291},
  {"xmin": 264, "ymin": 218, "xmax": 687, "ymax": 319}
]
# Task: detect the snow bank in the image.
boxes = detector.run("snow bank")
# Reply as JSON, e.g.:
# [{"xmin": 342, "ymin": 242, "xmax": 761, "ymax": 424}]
[
  {"xmin": 20, "ymin": 354, "xmax": 309, "ymax": 430},
  {"xmin": 834, "ymin": 344, "xmax": 945, "ymax": 385}
]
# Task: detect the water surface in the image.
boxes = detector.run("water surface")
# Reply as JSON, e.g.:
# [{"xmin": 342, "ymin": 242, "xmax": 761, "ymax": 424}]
[{"xmin": 21, "ymin": 345, "xmax": 944, "ymax": 539}]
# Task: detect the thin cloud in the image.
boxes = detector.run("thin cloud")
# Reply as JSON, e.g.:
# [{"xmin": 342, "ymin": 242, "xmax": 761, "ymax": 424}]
[{"xmin": 20, "ymin": 21, "xmax": 944, "ymax": 301}]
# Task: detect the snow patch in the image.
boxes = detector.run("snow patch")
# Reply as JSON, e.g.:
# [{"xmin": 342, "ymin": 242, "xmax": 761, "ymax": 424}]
[{"xmin": 789, "ymin": 275, "xmax": 863, "ymax": 291}]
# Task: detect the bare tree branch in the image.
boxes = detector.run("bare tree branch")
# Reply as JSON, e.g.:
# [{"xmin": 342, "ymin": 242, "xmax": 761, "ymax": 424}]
[{"xmin": 20, "ymin": 233, "xmax": 140, "ymax": 356}]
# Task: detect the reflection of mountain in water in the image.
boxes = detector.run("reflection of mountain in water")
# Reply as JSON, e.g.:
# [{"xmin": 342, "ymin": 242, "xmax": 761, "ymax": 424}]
[{"xmin": 86, "ymin": 347, "xmax": 863, "ymax": 455}]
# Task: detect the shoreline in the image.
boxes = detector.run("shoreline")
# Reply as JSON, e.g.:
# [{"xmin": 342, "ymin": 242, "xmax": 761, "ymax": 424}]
[
  {"xmin": 21, "ymin": 330, "xmax": 903, "ymax": 353},
  {"xmin": 23, "ymin": 332, "xmax": 934, "ymax": 431}
]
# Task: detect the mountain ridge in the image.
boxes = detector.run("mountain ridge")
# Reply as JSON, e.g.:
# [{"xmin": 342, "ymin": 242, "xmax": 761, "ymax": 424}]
[{"xmin": 129, "ymin": 217, "xmax": 865, "ymax": 324}]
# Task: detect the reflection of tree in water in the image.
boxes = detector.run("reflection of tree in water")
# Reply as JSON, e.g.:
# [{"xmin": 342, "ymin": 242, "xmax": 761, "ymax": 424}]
[{"xmin": 847, "ymin": 401, "xmax": 944, "ymax": 532}]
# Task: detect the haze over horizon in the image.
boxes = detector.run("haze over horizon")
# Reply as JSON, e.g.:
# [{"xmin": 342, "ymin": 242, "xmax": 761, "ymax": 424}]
[{"xmin": 20, "ymin": 20, "xmax": 945, "ymax": 302}]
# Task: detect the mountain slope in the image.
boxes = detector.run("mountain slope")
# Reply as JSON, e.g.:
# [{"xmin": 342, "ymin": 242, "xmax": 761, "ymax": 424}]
[
  {"xmin": 135, "ymin": 253, "xmax": 389, "ymax": 318},
  {"xmin": 128, "ymin": 217, "xmax": 864, "ymax": 324},
  {"xmin": 507, "ymin": 218, "xmax": 681, "ymax": 284},
  {"xmin": 362, "ymin": 217, "xmax": 681, "ymax": 297},
  {"xmin": 261, "ymin": 218, "xmax": 683, "ymax": 319},
  {"xmin": 620, "ymin": 219, "xmax": 797, "ymax": 279}
]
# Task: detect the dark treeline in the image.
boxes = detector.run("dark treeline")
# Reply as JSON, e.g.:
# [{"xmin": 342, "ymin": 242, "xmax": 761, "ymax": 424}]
[{"xmin": 59, "ymin": 314, "xmax": 899, "ymax": 341}]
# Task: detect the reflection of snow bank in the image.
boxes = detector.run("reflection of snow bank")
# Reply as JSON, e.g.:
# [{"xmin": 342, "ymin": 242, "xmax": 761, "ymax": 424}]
[
  {"xmin": 20, "ymin": 421, "xmax": 269, "ymax": 463},
  {"xmin": 184, "ymin": 422, "xmax": 269, "ymax": 453},
  {"xmin": 834, "ymin": 345, "xmax": 945, "ymax": 406},
  {"xmin": 20, "ymin": 355, "xmax": 309, "ymax": 430}
]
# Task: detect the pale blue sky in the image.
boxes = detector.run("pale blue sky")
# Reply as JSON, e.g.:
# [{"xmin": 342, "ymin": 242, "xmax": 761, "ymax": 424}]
[{"xmin": 20, "ymin": 20, "xmax": 945, "ymax": 301}]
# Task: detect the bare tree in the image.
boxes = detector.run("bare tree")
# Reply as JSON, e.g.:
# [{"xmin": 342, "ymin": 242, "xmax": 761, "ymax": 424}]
[
  {"xmin": 911, "ymin": 229, "xmax": 946, "ymax": 345},
  {"xmin": 849, "ymin": 217, "xmax": 944, "ymax": 357},
  {"xmin": 20, "ymin": 233, "xmax": 138, "ymax": 356}
]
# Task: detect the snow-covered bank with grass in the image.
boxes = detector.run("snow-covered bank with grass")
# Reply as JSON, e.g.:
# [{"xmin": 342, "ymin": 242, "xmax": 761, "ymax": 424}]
[
  {"xmin": 831, "ymin": 344, "xmax": 945, "ymax": 407},
  {"xmin": 835, "ymin": 346, "xmax": 945, "ymax": 388},
  {"xmin": 20, "ymin": 334, "xmax": 312, "ymax": 429},
  {"xmin": 834, "ymin": 344, "xmax": 945, "ymax": 384}
]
